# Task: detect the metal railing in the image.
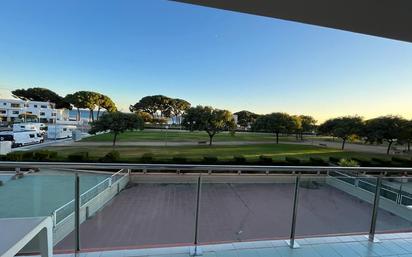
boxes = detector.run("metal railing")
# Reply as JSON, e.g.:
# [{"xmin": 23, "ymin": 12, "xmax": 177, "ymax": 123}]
[
  {"xmin": 330, "ymin": 170, "xmax": 411, "ymax": 207},
  {"xmin": 1, "ymin": 162, "xmax": 411, "ymax": 255},
  {"xmin": 52, "ymin": 169, "xmax": 128, "ymax": 226}
]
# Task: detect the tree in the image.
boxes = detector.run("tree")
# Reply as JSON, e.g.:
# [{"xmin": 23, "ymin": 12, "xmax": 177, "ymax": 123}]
[
  {"xmin": 89, "ymin": 112, "xmax": 144, "ymax": 146},
  {"xmin": 182, "ymin": 106, "xmax": 236, "ymax": 146},
  {"xmin": 12, "ymin": 87, "xmax": 71, "ymax": 109},
  {"xmin": 252, "ymin": 112, "xmax": 295, "ymax": 144},
  {"xmin": 299, "ymin": 115, "xmax": 317, "ymax": 140},
  {"xmin": 96, "ymin": 94, "xmax": 117, "ymax": 120},
  {"xmin": 129, "ymin": 95, "xmax": 172, "ymax": 118},
  {"xmin": 65, "ymin": 91, "xmax": 116, "ymax": 122},
  {"xmin": 135, "ymin": 111, "xmax": 153, "ymax": 123},
  {"xmin": 234, "ymin": 110, "xmax": 259, "ymax": 128},
  {"xmin": 64, "ymin": 92, "xmax": 89, "ymax": 121},
  {"xmin": 363, "ymin": 116, "xmax": 408, "ymax": 154},
  {"xmin": 291, "ymin": 115, "xmax": 303, "ymax": 140},
  {"xmin": 130, "ymin": 95, "xmax": 191, "ymax": 122},
  {"xmin": 318, "ymin": 116, "xmax": 363, "ymax": 150},
  {"xmin": 167, "ymin": 98, "xmax": 191, "ymax": 124}
]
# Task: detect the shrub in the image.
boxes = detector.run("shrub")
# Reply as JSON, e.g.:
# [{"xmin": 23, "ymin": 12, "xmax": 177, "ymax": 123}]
[
  {"xmin": 329, "ymin": 156, "xmax": 341, "ymax": 163},
  {"xmin": 6, "ymin": 151, "xmax": 25, "ymax": 161},
  {"xmin": 203, "ymin": 155, "xmax": 218, "ymax": 163},
  {"xmin": 33, "ymin": 150, "xmax": 58, "ymax": 161},
  {"xmin": 22, "ymin": 151, "xmax": 34, "ymax": 160},
  {"xmin": 68, "ymin": 152, "xmax": 89, "ymax": 162},
  {"xmin": 309, "ymin": 157, "xmax": 327, "ymax": 166},
  {"xmin": 351, "ymin": 157, "xmax": 372, "ymax": 166},
  {"xmin": 172, "ymin": 156, "xmax": 187, "ymax": 163},
  {"xmin": 391, "ymin": 157, "xmax": 412, "ymax": 166},
  {"xmin": 285, "ymin": 157, "xmax": 301, "ymax": 164},
  {"xmin": 99, "ymin": 150, "xmax": 120, "ymax": 162},
  {"xmin": 371, "ymin": 158, "xmax": 392, "ymax": 166},
  {"xmin": 233, "ymin": 155, "xmax": 246, "ymax": 164},
  {"xmin": 338, "ymin": 158, "xmax": 359, "ymax": 167},
  {"xmin": 259, "ymin": 155, "xmax": 272, "ymax": 164},
  {"xmin": 141, "ymin": 153, "xmax": 154, "ymax": 162}
]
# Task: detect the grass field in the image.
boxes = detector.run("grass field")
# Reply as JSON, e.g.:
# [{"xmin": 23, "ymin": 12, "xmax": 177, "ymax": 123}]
[
  {"xmin": 82, "ymin": 130, "xmax": 327, "ymax": 143},
  {"xmin": 48, "ymin": 143, "xmax": 389, "ymax": 162}
]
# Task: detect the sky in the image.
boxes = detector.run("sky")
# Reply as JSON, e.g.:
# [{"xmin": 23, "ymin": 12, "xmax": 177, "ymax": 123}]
[{"xmin": 0, "ymin": 0, "xmax": 412, "ymax": 122}]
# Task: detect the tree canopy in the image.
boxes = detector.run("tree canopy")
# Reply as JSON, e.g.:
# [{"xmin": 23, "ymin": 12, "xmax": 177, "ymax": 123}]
[
  {"xmin": 234, "ymin": 110, "xmax": 259, "ymax": 128},
  {"xmin": 129, "ymin": 95, "xmax": 191, "ymax": 122},
  {"xmin": 12, "ymin": 87, "xmax": 71, "ymax": 109},
  {"xmin": 363, "ymin": 116, "xmax": 408, "ymax": 154},
  {"xmin": 182, "ymin": 106, "xmax": 236, "ymax": 145},
  {"xmin": 65, "ymin": 91, "xmax": 117, "ymax": 121},
  {"xmin": 318, "ymin": 116, "xmax": 363, "ymax": 150},
  {"xmin": 252, "ymin": 112, "xmax": 295, "ymax": 144},
  {"xmin": 89, "ymin": 112, "xmax": 144, "ymax": 146}
]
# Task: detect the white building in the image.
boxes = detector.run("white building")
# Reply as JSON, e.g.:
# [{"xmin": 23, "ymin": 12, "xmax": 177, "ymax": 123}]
[{"xmin": 0, "ymin": 99, "xmax": 69, "ymax": 124}]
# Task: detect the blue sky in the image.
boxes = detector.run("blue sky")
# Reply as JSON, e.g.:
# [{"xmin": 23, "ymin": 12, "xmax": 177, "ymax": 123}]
[{"xmin": 0, "ymin": 0, "xmax": 412, "ymax": 122}]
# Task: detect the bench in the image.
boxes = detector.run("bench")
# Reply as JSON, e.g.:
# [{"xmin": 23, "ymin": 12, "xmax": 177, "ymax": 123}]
[{"xmin": 0, "ymin": 216, "xmax": 53, "ymax": 257}]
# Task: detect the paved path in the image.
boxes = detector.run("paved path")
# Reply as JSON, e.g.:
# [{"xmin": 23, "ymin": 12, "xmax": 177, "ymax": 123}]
[{"xmin": 54, "ymin": 141, "xmax": 276, "ymax": 147}]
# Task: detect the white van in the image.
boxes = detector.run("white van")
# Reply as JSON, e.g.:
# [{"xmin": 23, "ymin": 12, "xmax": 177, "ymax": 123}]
[
  {"xmin": 13, "ymin": 123, "xmax": 46, "ymax": 135},
  {"xmin": 47, "ymin": 125, "xmax": 76, "ymax": 139},
  {"xmin": 0, "ymin": 130, "xmax": 44, "ymax": 148}
]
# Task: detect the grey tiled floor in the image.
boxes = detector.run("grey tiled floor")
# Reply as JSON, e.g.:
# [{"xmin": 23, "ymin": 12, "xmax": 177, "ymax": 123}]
[{"xmin": 52, "ymin": 233, "xmax": 412, "ymax": 257}]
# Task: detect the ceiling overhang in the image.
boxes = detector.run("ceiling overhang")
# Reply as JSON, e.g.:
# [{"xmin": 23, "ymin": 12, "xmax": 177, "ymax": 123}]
[{"xmin": 173, "ymin": 0, "xmax": 412, "ymax": 43}]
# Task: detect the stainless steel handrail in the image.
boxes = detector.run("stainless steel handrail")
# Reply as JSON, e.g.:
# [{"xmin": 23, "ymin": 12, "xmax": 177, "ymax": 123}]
[{"xmin": 0, "ymin": 161, "xmax": 411, "ymax": 174}]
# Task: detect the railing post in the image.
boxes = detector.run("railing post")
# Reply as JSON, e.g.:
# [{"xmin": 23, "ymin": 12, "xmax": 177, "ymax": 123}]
[
  {"xmin": 191, "ymin": 175, "xmax": 203, "ymax": 256},
  {"xmin": 287, "ymin": 174, "xmax": 300, "ymax": 249},
  {"xmin": 75, "ymin": 173, "xmax": 81, "ymax": 252},
  {"xmin": 368, "ymin": 174, "xmax": 382, "ymax": 243},
  {"xmin": 52, "ymin": 210, "xmax": 57, "ymax": 227}
]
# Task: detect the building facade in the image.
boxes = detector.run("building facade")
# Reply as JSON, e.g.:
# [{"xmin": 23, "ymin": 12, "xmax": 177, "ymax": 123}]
[{"xmin": 0, "ymin": 99, "xmax": 69, "ymax": 124}]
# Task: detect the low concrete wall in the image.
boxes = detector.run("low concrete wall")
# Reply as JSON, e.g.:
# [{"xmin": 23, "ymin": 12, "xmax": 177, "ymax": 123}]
[
  {"xmin": 20, "ymin": 174, "xmax": 129, "ymax": 253},
  {"xmin": 326, "ymin": 177, "xmax": 412, "ymax": 222},
  {"xmin": 53, "ymin": 174, "xmax": 130, "ymax": 244}
]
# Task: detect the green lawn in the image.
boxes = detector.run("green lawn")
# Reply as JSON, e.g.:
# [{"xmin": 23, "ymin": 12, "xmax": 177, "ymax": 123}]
[
  {"xmin": 48, "ymin": 143, "xmax": 389, "ymax": 162},
  {"xmin": 82, "ymin": 130, "xmax": 327, "ymax": 143}
]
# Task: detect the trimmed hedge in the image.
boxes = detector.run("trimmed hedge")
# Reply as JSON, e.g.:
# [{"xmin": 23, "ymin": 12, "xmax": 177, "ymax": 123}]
[
  {"xmin": 99, "ymin": 150, "xmax": 120, "ymax": 163},
  {"xmin": 68, "ymin": 152, "xmax": 89, "ymax": 162},
  {"xmin": 329, "ymin": 156, "xmax": 341, "ymax": 163},
  {"xmin": 172, "ymin": 156, "xmax": 187, "ymax": 163},
  {"xmin": 233, "ymin": 155, "xmax": 246, "ymax": 164},
  {"xmin": 203, "ymin": 156, "xmax": 218, "ymax": 163},
  {"xmin": 285, "ymin": 157, "xmax": 300, "ymax": 164},
  {"xmin": 33, "ymin": 150, "xmax": 57, "ymax": 161},
  {"xmin": 6, "ymin": 151, "xmax": 25, "ymax": 161},
  {"xmin": 259, "ymin": 155, "xmax": 272, "ymax": 164},
  {"xmin": 309, "ymin": 157, "xmax": 327, "ymax": 166},
  {"xmin": 141, "ymin": 153, "xmax": 154, "ymax": 162}
]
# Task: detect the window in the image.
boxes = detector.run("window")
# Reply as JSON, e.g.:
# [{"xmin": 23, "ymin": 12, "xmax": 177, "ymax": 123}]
[
  {"xmin": 40, "ymin": 112, "xmax": 45, "ymax": 116},
  {"xmin": 12, "ymin": 111, "xmax": 19, "ymax": 115},
  {"xmin": 52, "ymin": 113, "xmax": 56, "ymax": 116},
  {"xmin": 29, "ymin": 134, "xmax": 35, "ymax": 138},
  {"xmin": 34, "ymin": 105, "xmax": 38, "ymax": 108},
  {"xmin": 41, "ymin": 105, "xmax": 47, "ymax": 108},
  {"xmin": 0, "ymin": 110, "xmax": 6, "ymax": 114},
  {"xmin": 3, "ymin": 103, "xmax": 6, "ymax": 106},
  {"xmin": 20, "ymin": 126, "xmax": 25, "ymax": 129},
  {"xmin": 11, "ymin": 103, "xmax": 20, "ymax": 108},
  {"xmin": 24, "ymin": 103, "xmax": 29, "ymax": 107},
  {"xmin": 63, "ymin": 128, "xmax": 67, "ymax": 131}
]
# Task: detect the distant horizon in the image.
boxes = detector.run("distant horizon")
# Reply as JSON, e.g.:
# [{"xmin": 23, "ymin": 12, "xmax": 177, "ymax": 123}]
[{"xmin": 1, "ymin": 0, "xmax": 411, "ymax": 122}]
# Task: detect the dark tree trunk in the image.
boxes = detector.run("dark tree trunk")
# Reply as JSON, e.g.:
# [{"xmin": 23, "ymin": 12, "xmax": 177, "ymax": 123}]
[
  {"xmin": 77, "ymin": 108, "xmax": 80, "ymax": 121},
  {"xmin": 96, "ymin": 107, "xmax": 101, "ymax": 120},
  {"xmin": 207, "ymin": 130, "xmax": 216, "ymax": 146},
  {"xmin": 275, "ymin": 132, "xmax": 279, "ymax": 144},
  {"xmin": 295, "ymin": 133, "xmax": 299, "ymax": 140},
  {"xmin": 341, "ymin": 138, "xmax": 346, "ymax": 150},
  {"xmin": 90, "ymin": 109, "xmax": 95, "ymax": 122},
  {"xmin": 387, "ymin": 141, "xmax": 393, "ymax": 155},
  {"xmin": 300, "ymin": 132, "xmax": 303, "ymax": 141},
  {"xmin": 112, "ymin": 133, "xmax": 118, "ymax": 147},
  {"xmin": 408, "ymin": 141, "xmax": 410, "ymax": 152}
]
